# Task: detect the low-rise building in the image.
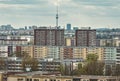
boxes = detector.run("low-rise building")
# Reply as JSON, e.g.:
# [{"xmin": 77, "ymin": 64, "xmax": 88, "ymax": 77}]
[
  {"xmin": 7, "ymin": 57, "xmax": 61, "ymax": 73},
  {"xmin": 0, "ymin": 35, "xmax": 34, "ymax": 45},
  {"xmin": 7, "ymin": 74, "xmax": 119, "ymax": 81}
]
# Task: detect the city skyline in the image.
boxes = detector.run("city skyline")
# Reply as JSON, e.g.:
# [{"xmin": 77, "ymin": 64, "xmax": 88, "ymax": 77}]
[{"xmin": 0, "ymin": 0, "xmax": 120, "ymax": 28}]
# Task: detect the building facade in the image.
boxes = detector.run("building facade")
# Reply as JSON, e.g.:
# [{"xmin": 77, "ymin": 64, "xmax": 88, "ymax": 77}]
[
  {"xmin": 60, "ymin": 47, "xmax": 73, "ymax": 60},
  {"xmin": 73, "ymin": 47, "xmax": 104, "ymax": 60},
  {"xmin": 34, "ymin": 46, "xmax": 47, "ymax": 59},
  {"xmin": 7, "ymin": 74, "xmax": 118, "ymax": 81},
  {"xmin": 75, "ymin": 29, "xmax": 96, "ymax": 46},
  {"xmin": 0, "ymin": 35, "xmax": 33, "ymax": 45},
  {"xmin": 66, "ymin": 24, "xmax": 71, "ymax": 30},
  {"xmin": 34, "ymin": 28, "xmax": 64, "ymax": 46}
]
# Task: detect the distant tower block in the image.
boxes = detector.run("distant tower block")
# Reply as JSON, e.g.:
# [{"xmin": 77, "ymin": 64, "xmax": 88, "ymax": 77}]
[
  {"xmin": 34, "ymin": 28, "xmax": 64, "ymax": 46},
  {"xmin": 75, "ymin": 28, "xmax": 96, "ymax": 46},
  {"xmin": 66, "ymin": 24, "xmax": 71, "ymax": 30}
]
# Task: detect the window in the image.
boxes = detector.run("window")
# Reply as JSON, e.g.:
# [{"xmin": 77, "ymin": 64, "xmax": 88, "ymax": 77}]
[
  {"xmin": 17, "ymin": 78, "xmax": 23, "ymax": 81},
  {"xmin": 100, "ymin": 80, "xmax": 103, "ymax": 81},
  {"xmin": 83, "ymin": 80, "xmax": 86, "ymax": 81},
  {"xmin": 30, "ymin": 79, "xmax": 32, "ymax": 81},
  {"xmin": 117, "ymin": 49, "xmax": 120, "ymax": 53},
  {"xmin": 34, "ymin": 79, "xmax": 39, "ymax": 81},
  {"xmin": 66, "ymin": 80, "xmax": 71, "ymax": 81}
]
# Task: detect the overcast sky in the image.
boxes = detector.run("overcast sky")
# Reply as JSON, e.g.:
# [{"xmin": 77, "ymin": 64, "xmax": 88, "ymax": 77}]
[{"xmin": 0, "ymin": 0, "xmax": 120, "ymax": 28}]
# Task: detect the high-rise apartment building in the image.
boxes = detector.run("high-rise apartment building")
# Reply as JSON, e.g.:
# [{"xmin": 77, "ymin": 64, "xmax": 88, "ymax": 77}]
[
  {"xmin": 75, "ymin": 28, "xmax": 96, "ymax": 46},
  {"xmin": 34, "ymin": 28, "xmax": 64, "ymax": 46}
]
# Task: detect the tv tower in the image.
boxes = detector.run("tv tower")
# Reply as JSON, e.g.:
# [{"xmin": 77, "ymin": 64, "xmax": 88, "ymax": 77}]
[{"xmin": 56, "ymin": 0, "xmax": 59, "ymax": 27}]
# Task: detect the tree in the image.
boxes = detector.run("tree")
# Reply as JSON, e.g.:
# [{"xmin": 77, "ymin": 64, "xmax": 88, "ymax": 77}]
[
  {"xmin": 64, "ymin": 63, "xmax": 70, "ymax": 75},
  {"xmin": 78, "ymin": 63, "xmax": 82, "ymax": 69},
  {"xmin": 31, "ymin": 58, "xmax": 39, "ymax": 71},
  {"xmin": 22, "ymin": 56, "xmax": 39, "ymax": 71},
  {"xmin": 59, "ymin": 64, "xmax": 65, "ymax": 75},
  {"xmin": 86, "ymin": 54, "xmax": 98, "ymax": 62},
  {"xmin": 71, "ymin": 69, "xmax": 80, "ymax": 75},
  {"xmin": 58, "ymin": 63, "xmax": 71, "ymax": 75},
  {"xmin": 114, "ymin": 64, "xmax": 120, "ymax": 76},
  {"xmin": 71, "ymin": 63, "xmax": 83, "ymax": 75},
  {"xmin": 105, "ymin": 65, "xmax": 112, "ymax": 76},
  {"xmin": 0, "ymin": 58, "xmax": 5, "ymax": 70},
  {"xmin": 80, "ymin": 54, "xmax": 105, "ymax": 75},
  {"xmin": 82, "ymin": 61, "xmax": 104, "ymax": 75},
  {"xmin": 14, "ymin": 51, "xmax": 29, "ymax": 58}
]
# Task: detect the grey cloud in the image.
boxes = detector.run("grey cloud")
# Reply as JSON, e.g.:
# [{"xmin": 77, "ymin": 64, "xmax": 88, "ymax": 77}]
[
  {"xmin": 73, "ymin": 0, "xmax": 120, "ymax": 6},
  {"xmin": 0, "ymin": 0, "xmax": 47, "ymax": 4},
  {"xmin": 0, "ymin": 0, "xmax": 120, "ymax": 28},
  {"xmin": 66, "ymin": 0, "xmax": 120, "ymax": 17},
  {"xmin": 0, "ymin": 0, "xmax": 67, "ymax": 17}
]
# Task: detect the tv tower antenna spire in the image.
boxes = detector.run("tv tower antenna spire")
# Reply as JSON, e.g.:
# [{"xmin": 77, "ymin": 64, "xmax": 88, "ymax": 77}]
[{"xmin": 56, "ymin": 0, "xmax": 59, "ymax": 27}]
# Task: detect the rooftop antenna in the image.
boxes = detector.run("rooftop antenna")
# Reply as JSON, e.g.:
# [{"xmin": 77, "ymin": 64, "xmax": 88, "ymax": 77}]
[{"xmin": 56, "ymin": 0, "xmax": 59, "ymax": 28}]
